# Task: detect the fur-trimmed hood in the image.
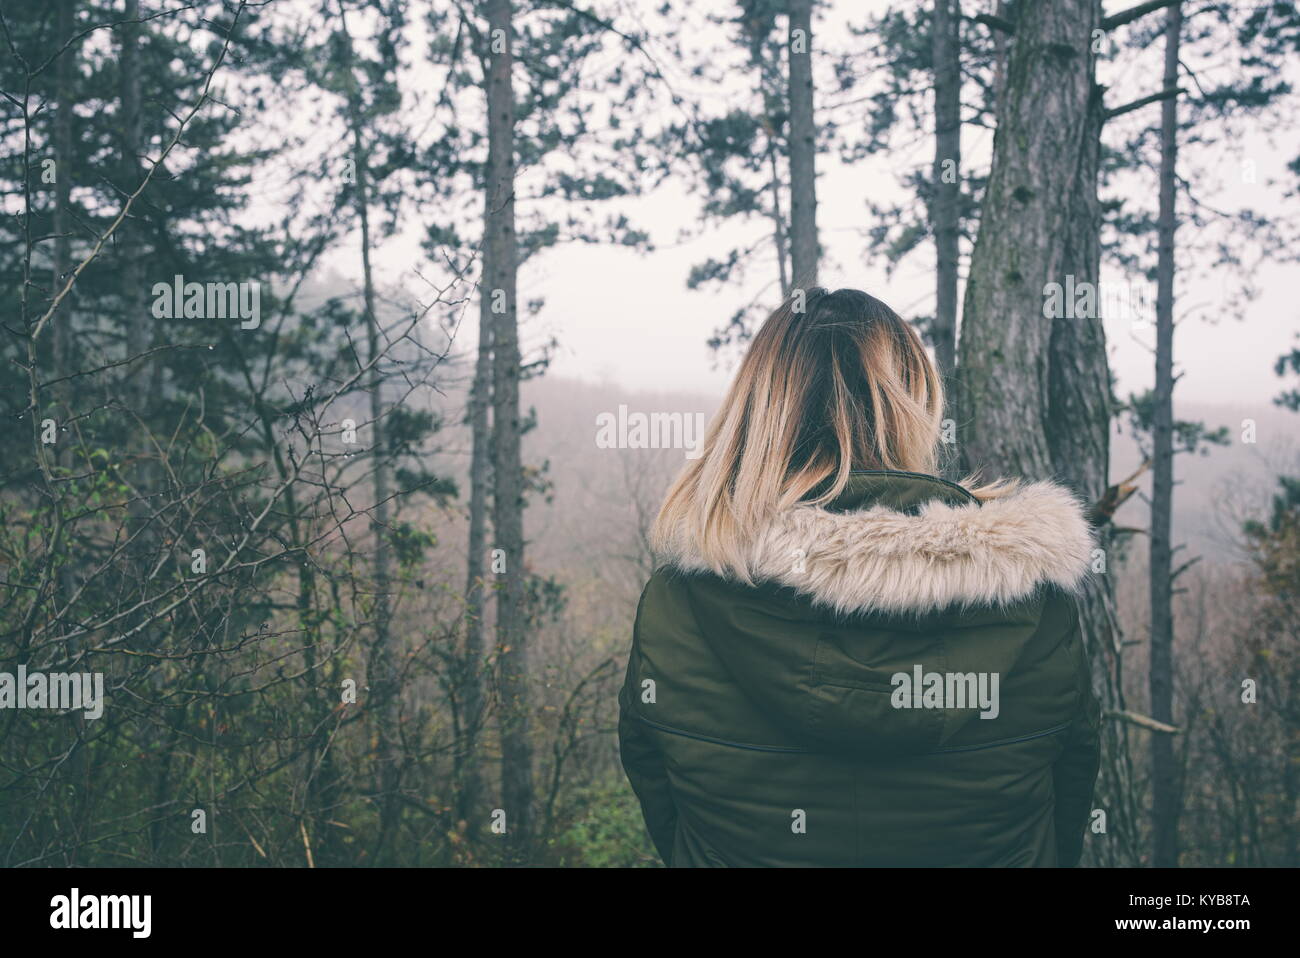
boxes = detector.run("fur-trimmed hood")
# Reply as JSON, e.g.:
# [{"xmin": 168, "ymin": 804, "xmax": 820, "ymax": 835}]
[
  {"xmin": 657, "ymin": 471, "xmax": 1095, "ymax": 616},
  {"xmin": 623, "ymin": 469, "xmax": 1103, "ymax": 866}
]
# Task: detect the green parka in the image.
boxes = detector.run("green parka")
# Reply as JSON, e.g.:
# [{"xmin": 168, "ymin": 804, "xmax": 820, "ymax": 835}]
[{"xmin": 619, "ymin": 470, "xmax": 1102, "ymax": 867}]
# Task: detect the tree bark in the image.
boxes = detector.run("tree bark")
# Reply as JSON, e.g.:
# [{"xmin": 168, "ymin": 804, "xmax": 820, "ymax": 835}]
[
  {"xmin": 1048, "ymin": 91, "xmax": 1109, "ymax": 501},
  {"xmin": 990, "ymin": 0, "xmax": 1013, "ymax": 109},
  {"xmin": 955, "ymin": 0, "xmax": 1100, "ymax": 484},
  {"xmin": 1149, "ymin": 0, "xmax": 1183, "ymax": 868},
  {"xmin": 931, "ymin": 0, "xmax": 961, "ymax": 388},
  {"xmin": 786, "ymin": 0, "xmax": 818, "ymax": 288},
  {"xmin": 485, "ymin": 0, "xmax": 534, "ymax": 860},
  {"xmin": 957, "ymin": 0, "xmax": 1147, "ymax": 866}
]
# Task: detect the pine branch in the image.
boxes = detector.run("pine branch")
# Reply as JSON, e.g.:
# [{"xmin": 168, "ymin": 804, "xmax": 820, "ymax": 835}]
[{"xmin": 1106, "ymin": 85, "xmax": 1183, "ymax": 120}]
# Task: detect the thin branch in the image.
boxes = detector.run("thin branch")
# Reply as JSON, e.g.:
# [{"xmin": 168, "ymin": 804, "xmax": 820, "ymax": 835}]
[
  {"xmin": 1106, "ymin": 85, "xmax": 1182, "ymax": 120},
  {"xmin": 1171, "ymin": 555, "xmax": 1203, "ymax": 582},
  {"xmin": 1104, "ymin": 709, "xmax": 1181, "ymax": 734},
  {"xmin": 1103, "ymin": 0, "xmax": 1182, "ymax": 32}
]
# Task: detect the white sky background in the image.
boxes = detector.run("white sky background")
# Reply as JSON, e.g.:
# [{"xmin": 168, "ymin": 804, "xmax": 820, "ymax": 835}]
[{"xmin": 307, "ymin": 0, "xmax": 1300, "ymax": 409}]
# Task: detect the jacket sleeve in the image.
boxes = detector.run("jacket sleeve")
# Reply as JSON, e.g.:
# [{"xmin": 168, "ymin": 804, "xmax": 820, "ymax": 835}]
[
  {"xmin": 618, "ymin": 644, "xmax": 678, "ymax": 866},
  {"xmin": 1052, "ymin": 611, "xmax": 1102, "ymax": 867}
]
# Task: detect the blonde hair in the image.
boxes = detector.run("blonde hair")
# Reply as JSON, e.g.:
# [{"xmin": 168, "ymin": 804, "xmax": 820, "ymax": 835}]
[{"xmin": 652, "ymin": 288, "xmax": 1009, "ymax": 582}]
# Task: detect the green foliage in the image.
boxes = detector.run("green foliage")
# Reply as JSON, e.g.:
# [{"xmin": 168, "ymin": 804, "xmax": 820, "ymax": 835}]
[
  {"xmin": 1273, "ymin": 339, "xmax": 1300, "ymax": 412},
  {"xmin": 1119, "ymin": 389, "xmax": 1231, "ymax": 458},
  {"xmin": 544, "ymin": 779, "xmax": 661, "ymax": 867}
]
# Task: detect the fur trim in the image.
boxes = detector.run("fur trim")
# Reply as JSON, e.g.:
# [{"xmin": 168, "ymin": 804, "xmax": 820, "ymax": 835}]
[{"xmin": 660, "ymin": 481, "xmax": 1095, "ymax": 615}]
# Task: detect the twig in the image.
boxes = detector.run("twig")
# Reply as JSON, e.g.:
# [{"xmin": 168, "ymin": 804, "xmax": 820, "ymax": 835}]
[{"xmin": 1104, "ymin": 709, "xmax": 1180, "ymax": 734}]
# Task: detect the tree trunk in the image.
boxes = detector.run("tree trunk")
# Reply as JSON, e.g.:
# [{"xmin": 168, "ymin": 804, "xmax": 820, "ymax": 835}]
[
  {"xmin": 955, "ymin": 0, "xmax": 1100, "ymax": 484},
  {"xmin": 1051, "ymin": 67, "xmax": 1141, "ymax": 866},
  {"xmin": 51, "ymin": 0, "xmax": 75, "ymax": 405},
  {"xmin": 336, "ymin": 2, "xmax": 402, "ymax": 863},
  {"xmin": 52, "ymin": 0, "xmax": 87, "ymax": 863},
  {"xmin": 786, "ymin": 0, "xmax": 818, "ymax": 288},
  {"xmin": 930, "ymin": 0, "xmax": 960, "ymax": 388},
  {"xmin": 49, "ymin": 1, "xmax": 77, "ymax": 527},
  {"xmin": 485, "ymin": 0, "xmax": 534, "ymax": 861},
  {"xmin": 1149, "ymin": 1, "xmax": 1183, "ymax": 868},
  {"xmin": 358, "ymin": 129, "xmax": 400, "ymax": 865},
  {"xmin": 120, "ymin": 0, "xmax": 145, "ymax": 401},
  {"xmin": 359, "ymin": 133, "xmax": 401, "ymax": 865},
  {"xmin": 457, "ymin": 280, "xmax": 492, "ymax": 835},
  {"xmin": 119, "ymin": 0, "xmax": 155, "ymax": 542},
  {"xmin": 958, "ymin": 0, "xmax": 1146, "ymax": 866}
]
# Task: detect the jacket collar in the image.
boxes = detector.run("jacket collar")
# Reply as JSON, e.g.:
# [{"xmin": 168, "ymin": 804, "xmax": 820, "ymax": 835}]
[{"xmin": 658, "ymin": 470, "xmax": 1095, "ymax": 616}]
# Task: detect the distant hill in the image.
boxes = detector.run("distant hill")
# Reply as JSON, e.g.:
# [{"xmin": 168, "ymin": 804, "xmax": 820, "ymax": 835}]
[{"xmin": 415, "ymin": 373, "xmax": 1298, "ymax": 590}]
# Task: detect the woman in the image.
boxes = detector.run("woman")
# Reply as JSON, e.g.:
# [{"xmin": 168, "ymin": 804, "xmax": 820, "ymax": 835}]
[{"xmin": 618, "ymin": 288, "xmax": 1101, "ymax": 867}]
